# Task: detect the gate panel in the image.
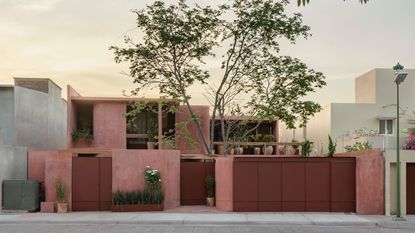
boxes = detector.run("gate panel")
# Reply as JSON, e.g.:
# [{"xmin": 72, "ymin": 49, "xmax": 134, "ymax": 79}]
[
  {"xmin": 305, "ymin": 161, "xmax": 331, "ymax": 211},
  {"xmin": 282, "ymin": 162, "xmax": 305, "ymax": 211},
  {"xmin": 331, "ymin": 159, "xmax": 356, "ymax": 212},
  {"xmin": 407, "ymin": 163, "xmax": 415, "ymax": 214},
  {"xmin": 99, "ymin": 157, "xmax": 112, "ymax": 211},
  {"xmin": 72, "ymin": 157, "xmax": 100, "ymax": 211},
  {"xmin": 233, "ymin": 162, "xmax": 258, "ymax": 211},
  {"xmin": 180, "ymin": 161, "xmax": 215, "ymax": 205},
  {"xmin": 258, "ymin": 162, "xmax": 282, "ymax": 211}
]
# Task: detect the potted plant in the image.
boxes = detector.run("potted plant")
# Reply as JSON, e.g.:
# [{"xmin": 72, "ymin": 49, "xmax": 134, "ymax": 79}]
[
  {"xmin": 262, "ymin": 134, "xmax": 275, "ymax": 155},
  {"xmin": 72, "ymin": 128, "xmax": 93, "ymax": 148},
  {"xmin": 327, "ymin": 135, "xmax": 336, "ymax": 157},
  {"xmin": 55, "ymin": 180, "xmax": 68, "ymax": 213},
  {"xmin": 111, "ymin": 166, "xmax": 164, "ymax": 212},
  {"xmin": 205, "ymin": 176, "xmax": 215, "ymax": 207},
  {"xmin": 291, "ymin": 139, "xmax": 300, "ymax": 155},
  {"xmin": 249, "ymin": 134, "xmax": 262, "ymax": 155},
  {"xmin": 147, "ymin": 117, "xmax": 158, "ymax": 150},
  {"xmin": 301, "ymin": 140, "xmax": 313, "ymax": 157}
]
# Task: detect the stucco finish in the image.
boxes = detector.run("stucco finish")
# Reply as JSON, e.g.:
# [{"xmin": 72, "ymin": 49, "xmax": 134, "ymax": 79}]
[
  {"xmin": 112, "ymin": 149, "xmax": 180, "ymax": 209},
  {"xmin": 176, "ymin": 105, "xmax": 210, "ymax": 154},
  {"xmin": 384, "ymin": 150, "xmax": 415, "ymax": 216},
  {"xmin": 0, "ymin": 87, "xmax": 14, "ymax": 145},
  {"xmin": 67, "ymin": 85, "xmax": 81, "ymax": 148},
  {"xmin": 336, "ymin": 149, "xmax": 384, "ymax": 214},
  {"xmin": 215, "ymin": 157, "xmax": 233, "ymax": 211},
  {"xmin": 93, "ymin": 103, "xmax": 126, "ymax": 149},
  {"xmin": 44, "ymin": 154, "xmax": 72, "ymax": 208}
]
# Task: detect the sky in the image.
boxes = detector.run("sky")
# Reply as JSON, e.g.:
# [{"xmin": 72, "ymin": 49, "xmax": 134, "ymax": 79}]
[{"xmin": 0, "ymin": 0, "xmax": 414, "ymax": 106}]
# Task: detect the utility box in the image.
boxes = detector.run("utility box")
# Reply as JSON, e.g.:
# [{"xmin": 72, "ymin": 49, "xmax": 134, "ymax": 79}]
[{"xmin": 2, "ymin": 180, "xmax": 40, "ymax": 211}]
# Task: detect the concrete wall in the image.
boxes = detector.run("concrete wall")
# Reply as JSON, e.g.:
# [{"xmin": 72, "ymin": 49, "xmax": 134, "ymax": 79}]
[
  {"xmin": 112, "ymin": 149, "xmax": 180, "ymax": 209},
  {"xmin": 93, "ymin": 103, "xmax": 126, "ymax": 149},
  {"xmin": 355, "ymin": 69, "xmax": 376, "ymax": 104},
  {"xmin": 0, "ymin": 87, "xmax": 14, "ymax": 145},
  {"xmin": 384, "ymin": 150, "xmax": 415, "ymax": 216},
  {"xmin": 176, "ymin": 105, "xmax": 210, "ymax": 154},
  {"xmin": 0, "ymin": 145, "xmax": 27, "ymax": 209}
]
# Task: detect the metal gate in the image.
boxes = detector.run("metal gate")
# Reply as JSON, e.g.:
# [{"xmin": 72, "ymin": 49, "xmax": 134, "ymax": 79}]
[
  {"xmin": 233, "ymin": 157, "xmax": 356, "ymax": 212},
  {"xmin": 180, "ymin": 160, "xmax": 215, "ymax": 205},
  {"xmin": 72, "ymin": 157, "xmax": 112, "ymax": 211},
  {"xmin": 407, "ymin": 163, "xmax": 415, "ymax": 214}
]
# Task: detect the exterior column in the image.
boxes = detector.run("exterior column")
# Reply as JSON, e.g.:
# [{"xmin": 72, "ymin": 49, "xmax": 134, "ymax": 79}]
[{"xmin": 158, "ymin": 101, "xmax": 163, "ymax": 149}]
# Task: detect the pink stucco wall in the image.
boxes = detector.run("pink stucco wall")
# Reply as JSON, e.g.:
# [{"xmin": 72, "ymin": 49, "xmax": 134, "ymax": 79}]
[
  {"xmin": 93, "ymin": 103, "xmax": 127, "ymax": 149},
  {"xmin": 175, "ymin": 105, "xmax": 210, "ymax": 154},
  {"xmin": 112, "ymin": 149, "xmax": 180, "ymax": 209},
  {"xmin": 67, "ymin": 85, "xmax": 81, "ymax": 148},
  {"xmin": 336, "ymin": 149, "xmax": 384, "ymax": 215},
  {"xmin": 215, "ymin": 157, "xmax": 234, "ymax": 211}
]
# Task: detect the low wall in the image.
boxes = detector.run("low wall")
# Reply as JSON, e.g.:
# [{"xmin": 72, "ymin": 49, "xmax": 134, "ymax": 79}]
[
  {"xmin": 336, "ymin": 149, "xmax": 384, "ymax": 214},
  {"xmin": 112, "ymin": 149, "xmax": 181, "ymax": 209}
]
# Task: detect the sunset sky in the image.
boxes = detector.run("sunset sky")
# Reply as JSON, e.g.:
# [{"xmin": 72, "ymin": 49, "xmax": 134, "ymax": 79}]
[{"xmin": 0, "ymin": 0, "xmax": 414, "ymax": 105}]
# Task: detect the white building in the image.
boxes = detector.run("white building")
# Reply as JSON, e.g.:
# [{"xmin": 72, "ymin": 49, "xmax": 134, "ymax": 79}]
[{"xmin": 280, "ymin": 68, "xmax": 415, "ymax": 154}]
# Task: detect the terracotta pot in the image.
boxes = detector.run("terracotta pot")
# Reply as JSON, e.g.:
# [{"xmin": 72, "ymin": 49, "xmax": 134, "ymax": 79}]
[
  {"xmin": 262, "ymin": 145, "xmax": 273, "ymax": 155},
  {"xmin": 206, "ymin": 197, "xmax": 215, "ymax": 207},
  {"xmin": 57, "ymin": 203, "xmax": 68, "ymax": 213},
  {"xmin": 253, "ymin": 147, "xmax": 261, "ymax": 155},
  {"xmin": 73, "ymin": 138, "xmax": 93, "ymax": 148},
  {"xmin": 217, "ymin": 145, "xmax": 225, "ymax": 155},
  {"xmin": 228, "ymin": 148, "xmax": 235, "ymax": 155},
  {"xmin": 147, "ymin": 142, "xmax": 157, "ymax": 150},
  {"xmin": 111, "ymin": 204, "xmax": 164, "ymax": 212},
  {"xmin": 235, "ymin": 147, "xmax": 244, "ymax": 155}
]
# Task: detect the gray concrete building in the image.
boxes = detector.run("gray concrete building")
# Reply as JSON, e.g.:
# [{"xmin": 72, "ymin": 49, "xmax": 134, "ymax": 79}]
[{"xmin": 0, "ymin": 78, "xmax": 67, "ymax": 209}]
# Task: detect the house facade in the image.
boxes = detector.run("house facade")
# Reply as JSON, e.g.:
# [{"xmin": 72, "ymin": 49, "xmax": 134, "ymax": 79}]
[
  {"xmin": 0, "ymin": 78, "xmax": 66, "ymax": 209},
  {"xmin": 280, "ymin": 68, "xmax": 415, "ymax": 154}
]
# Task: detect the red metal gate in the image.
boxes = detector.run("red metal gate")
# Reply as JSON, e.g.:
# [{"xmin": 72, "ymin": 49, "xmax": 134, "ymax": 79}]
[
  {"xmin": 233, "ymin": 157, "xmax": 355, "ymax": 212},
  {"xmin": 407, "ymin": 163, "xmax": 415, "ymax": 214},
  {"xmin": 72, "ymin": 157, "xmax": 112, "ymax": 211},
  {"xmin": 180, "ymin": 160, "xmax": 215, "ymax": 205}
]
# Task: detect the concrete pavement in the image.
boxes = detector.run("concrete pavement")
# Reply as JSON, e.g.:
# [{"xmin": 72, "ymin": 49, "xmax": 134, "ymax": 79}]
[{"xmin": 0, "ymin": 211, "xmax": 414, "ymax": 229}]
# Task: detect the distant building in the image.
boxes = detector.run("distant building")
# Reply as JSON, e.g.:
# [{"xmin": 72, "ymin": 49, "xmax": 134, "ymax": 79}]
[{"xmin": 280, "ymin": 68, "xmax": 415, "ymax": 154}]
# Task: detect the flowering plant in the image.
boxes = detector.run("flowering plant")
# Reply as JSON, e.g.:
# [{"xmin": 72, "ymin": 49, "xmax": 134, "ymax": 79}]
[
  {"xmin": 403, "ymin": 129, "xmax": 415, "ymax": 150},
  {"xmin": 144, "ymin": 166, "xmax": 162, "ymax": 191}
]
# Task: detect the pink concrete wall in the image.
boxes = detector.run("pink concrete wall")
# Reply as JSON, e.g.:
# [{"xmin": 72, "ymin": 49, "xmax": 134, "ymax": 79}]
[
  {"xmin": 175, "ymin": 105, "xmax": 210, "ymax": 154},
  {"xmin": 112, "ymin": 149, "xmax": 180, "ymax": 209},
  {"xmin": 93, "ymin": 103, "xmax": 126, "ymax": 149},
  {"xmin": 336, "ymin": 149, "xmax": 384, "ymax": 215},
  {"xmin": 215, "ymin": 157, "xmax": 234, "ymax": 211},
  {"xmin": 67, "ymin": 85, "xmax": 81, "ymax": 148}
]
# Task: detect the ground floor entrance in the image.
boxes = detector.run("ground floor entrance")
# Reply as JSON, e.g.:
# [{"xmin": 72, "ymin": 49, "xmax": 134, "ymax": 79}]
[
  {"xmin": 72, "ymin": 157, "xmax": 112, "ymax": 211},
  {"xmin": 180, "ymin": 160, "xmax": 215, "ymax": 205}
]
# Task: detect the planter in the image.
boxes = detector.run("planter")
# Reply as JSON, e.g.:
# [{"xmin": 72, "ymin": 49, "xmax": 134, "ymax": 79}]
[
  {"xmin": 73, "ymin": 138, "xmax": 93, "ymax": 148},
  {"xmin": 206, "ymin": 197, "xmax": 215, "ymax": 207},
  {"xmin": 253, "ymin": 147, "xmax": 261, "ymax": 155},
  {"xmin": 262, "ymin": 145, "xmax": 273, "ymax": 155},
  {"xmin": 111, "ymin": 204, "xmax": 164, "ymax": 212},
  {"xmin": 147, "ymin": 142, "xmax": 157, "ymax": 150},
  {"xmin": 57, "ymin": 203, "xmax": 68, "ymax": 213},
  {"xmin": 228, "ymin": 148, "xmax": 235, "ymax": 155},
  {"xmin": 235, "ymin": 147, "xmax": 244, "ymax": 155},
  {"xmin": 217, "ymin": 144, "xmax": 225, "ymax": 155}
]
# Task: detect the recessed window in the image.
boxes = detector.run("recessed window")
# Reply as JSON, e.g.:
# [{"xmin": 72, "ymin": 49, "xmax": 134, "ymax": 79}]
[{"xmin": 379, "ymin": 119, "xmax": 393, "ymax": 135}]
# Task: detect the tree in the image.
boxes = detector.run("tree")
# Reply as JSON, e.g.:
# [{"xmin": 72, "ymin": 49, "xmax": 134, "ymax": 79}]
[
  {"xmin": 111, "ymin": 0, "xmax": 326, "ymax": 155},
  {"xmin": 297, "ymin": 0, "xmax": 369, "ymax": 6}
]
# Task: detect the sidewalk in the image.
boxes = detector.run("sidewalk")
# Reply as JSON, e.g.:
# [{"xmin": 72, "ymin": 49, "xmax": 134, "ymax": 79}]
[{"xmin": 1, "ymin": 211, "xmax": 414, "ymax": 229}]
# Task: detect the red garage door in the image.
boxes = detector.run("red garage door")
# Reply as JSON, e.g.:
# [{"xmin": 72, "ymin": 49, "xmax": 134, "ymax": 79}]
[
  {"xmin": 72, "ymin": 157, "xmax": 112, "ymax": 211},
  {"xmin": 407, "ymin": 163, "xmax": 415, "ymax": 214},
  {"xmin": 233, "ymin": 157, "xmax": 355, "ymax": 212}
]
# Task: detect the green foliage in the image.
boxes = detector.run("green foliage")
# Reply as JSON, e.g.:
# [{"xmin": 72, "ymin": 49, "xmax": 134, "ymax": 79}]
[
  {"xmin": 327, "ymin": 135, "xmax": 336, "ymax": 157},
  {"xmin": 55, "ymin": 180, "xmax": 66, "ymax": 203},
  {"xmin": 144, "ymin": 166, "xmax": 162, "ymax": 191},
  {"xmin": 205, "ymin": 176, "xmax": 215, "ymax": 198},
  {"xmin": 262, "ymin": 134, "xmax": 275, "ymax": 142},
  {"xmin": 112, "ymin": 189, "xmax": 164, "ymax": 205},
  {"xmin": 248, "ymin": 134, "xmax": 274, "ymax": 142},
  {"xmin": 71, "ymin": 128, "xmax": 92, "ymax": 141},
  {"xmin": 345, "ymin": 141, "xmax": 372, "ymax": 152},
  {"xmin": 301, "ymin": 139, "xmax": 313, "ymax": 157},
  {"xmin": 297, "ymin": 0, "xmax": 368, "ymax": 6}
]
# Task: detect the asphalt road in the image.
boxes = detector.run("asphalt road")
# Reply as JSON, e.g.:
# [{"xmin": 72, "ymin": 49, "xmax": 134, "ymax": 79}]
[{"xmin": 0, "ymin": 223, "xmax": 413, "ymax": 233}]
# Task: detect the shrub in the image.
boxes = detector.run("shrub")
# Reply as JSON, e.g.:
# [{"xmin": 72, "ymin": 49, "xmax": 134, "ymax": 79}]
[
  {"xmin": 301, "ymin": 140, "xmax": 313, "ymax": 157},
  {"xmin": 72, "ymin": 128, "xmax": 93, "ymax": 140},
  {"xmin": 144, "ymin": 166, "xmax": 162, "ymax": 191},
  {"xmin": 205, "ymin": 176, "xmax": 215, "ymax": 198},
  {"xmin": 403, "ymin": 131, "xmax": 415, "ymax": 150},
  {"xmin": 345, "ymin": 141, "xmax": 372, "ymax": 152},
  {"xmin": 112, "ymin": 189, "xmax": 164, "ymax": 205},
  {"xmin": 327, "ymin": 135, "xmax": 336, "ymax": 157},
  {"xmin": 55, "ymin": 180, "xmax": 66, "ymax": 203}
]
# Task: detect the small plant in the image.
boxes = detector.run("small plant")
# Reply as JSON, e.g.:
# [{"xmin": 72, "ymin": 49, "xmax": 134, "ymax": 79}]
[
  {"xmin": 327, "ymin": 135, "xmax": 336, "ymax": 157},
  {"xmin": 205, "ymin": 176, "xmax": 215, "ymax": 198},
  {"xmin": 55, "ymin": 180, "xmax": 66, "ymax": 203},
  {"xmin": 112, "ymin": 189, "xmax": 164, "ymax": 205},
  {"xmin": 261, "ymin": 134, "xmax": 275, "ymax": 142},
  {"xmin": 144, "ymin": 166, "xmax": 162, "ymax": 191},
  {"xmin": 302, "ymin": 140, "xmax": 313, "ymax": 157},
  {"xmin": 345, "ymin": 141, "xmax": 372, "ymax": 152},
  {"xmin": 71, "ymin": 128, "xmax": 93, "ymax": 141}
]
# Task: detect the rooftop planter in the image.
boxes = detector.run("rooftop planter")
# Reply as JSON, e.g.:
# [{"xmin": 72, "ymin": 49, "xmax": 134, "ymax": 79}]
[{"xmin": 72, "ymin": 128, "xmax": 93, "ymax": 148}]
